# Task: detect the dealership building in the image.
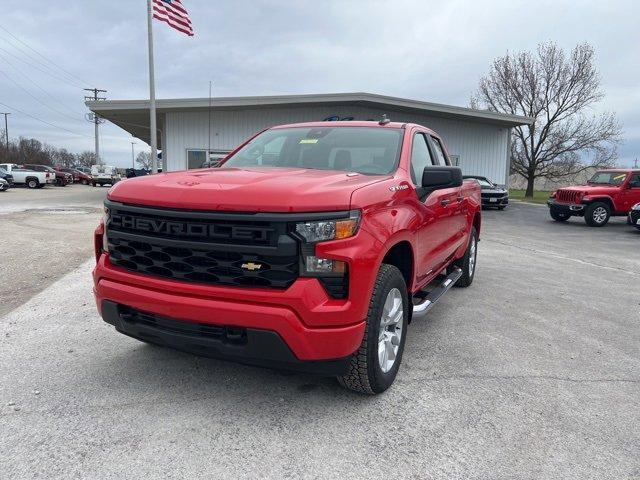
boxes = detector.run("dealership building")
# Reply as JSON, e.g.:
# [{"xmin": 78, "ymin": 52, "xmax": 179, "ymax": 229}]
[{"xmin": 87, "ymin": 92, "xmax": 532, "ymax": 185}]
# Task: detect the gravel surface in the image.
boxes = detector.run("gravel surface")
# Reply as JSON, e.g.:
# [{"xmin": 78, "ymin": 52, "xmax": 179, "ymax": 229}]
[{"xmin": 1, "ymin": 200, "xmax": 639, "ymax": 479}]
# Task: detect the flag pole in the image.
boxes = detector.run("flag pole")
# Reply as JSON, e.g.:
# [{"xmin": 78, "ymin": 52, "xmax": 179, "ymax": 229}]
[{"xmin": 146, "ymin": 0, "xmax": 158, "ymax": 174}]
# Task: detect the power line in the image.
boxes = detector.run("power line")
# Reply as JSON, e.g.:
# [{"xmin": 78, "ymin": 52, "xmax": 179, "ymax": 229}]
[
  {"xmin": 0, "ymin": 100, "xmax": 93, "ymax": 139},
  {"xmin": 0, "ymin": 68, "xmax": 85, "ymax": 124},
  {"xmin": 0, "ymin": 50, "xmax": 85, "ymax": 117},
  {"xmin": 0, "ymin": 24, "xmax": 90, "ymax": 87},
  {"xmin": 0, "ymin": 45, "xmax": 84, "ymax": 89}
]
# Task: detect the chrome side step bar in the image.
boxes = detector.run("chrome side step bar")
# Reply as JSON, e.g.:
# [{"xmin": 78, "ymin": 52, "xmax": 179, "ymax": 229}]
[{"xmin": 412, "ymin": 267, "xmax": 463, "ymax": 320}]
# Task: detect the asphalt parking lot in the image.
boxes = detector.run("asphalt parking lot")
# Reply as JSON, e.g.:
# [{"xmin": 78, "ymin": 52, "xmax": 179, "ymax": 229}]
[{"xmin": 1, "ymin": 190, "xmax": 639, "ymax": 479}]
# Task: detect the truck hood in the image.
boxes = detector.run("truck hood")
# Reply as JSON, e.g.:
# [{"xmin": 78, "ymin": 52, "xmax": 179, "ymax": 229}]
[{"xmin": 107, "ymin": 167, "xmax": 387, "ymax": 212}]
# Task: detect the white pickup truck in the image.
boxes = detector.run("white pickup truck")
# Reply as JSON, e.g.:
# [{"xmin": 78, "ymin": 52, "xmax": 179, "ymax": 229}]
[
  {"xmin": 90, "ymin": 165, "xmax": 120, "ymax": 187},
  {"xmin": 0, "ymin": 163, "xmax": 51, "ymax": 188}
]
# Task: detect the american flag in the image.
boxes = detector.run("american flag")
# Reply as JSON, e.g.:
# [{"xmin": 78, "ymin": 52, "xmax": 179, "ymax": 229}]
[{"xmin": 152, "ymin": 0, "xmax": 194, "ymax": 36}]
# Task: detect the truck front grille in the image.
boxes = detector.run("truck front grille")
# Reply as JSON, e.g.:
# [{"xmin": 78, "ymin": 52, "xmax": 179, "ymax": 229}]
[
  {"xmin": 556, "ymin": 189, "xmax": 579, "ymax": 203},
  {"xmin": 105, "ymin": 201, "xmax": 299, "ymax": 289}
]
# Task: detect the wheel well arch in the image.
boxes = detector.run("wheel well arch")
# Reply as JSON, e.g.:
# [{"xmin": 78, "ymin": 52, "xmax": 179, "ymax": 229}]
[
  {"xmin": 25, "ymin": 176, "xmax": 39, "ymax": 183},
  {"xmin": 381, "ymin": 241, "xmax": 414, "ymax": 293},
  {"xmin": 473, "ymin": 211, "xmax": 481, "ymax": 237},
  {"xmin": 586, "ymin": 197, "xmax": 614, "ymax": 210}
]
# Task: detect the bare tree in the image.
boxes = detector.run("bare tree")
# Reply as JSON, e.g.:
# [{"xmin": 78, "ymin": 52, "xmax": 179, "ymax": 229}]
[
  {"xmin": 135, "ymin": 151, "xmax": 152, "ymax": 170},
  {"xmin": 75, "ymin": 150, "xmax": 100, "ymax": 168},
  {"xmin": 472, "ymin": 42, "xmax": 622, "ymax": 197}
]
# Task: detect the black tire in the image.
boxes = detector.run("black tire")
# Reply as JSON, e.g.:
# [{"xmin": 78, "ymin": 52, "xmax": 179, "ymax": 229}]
[
  {"xmin": 82, "ymin": 179, "xmax": 88, "ymax": 185},
  {"xmin": 550, "ymin": 208, "xmax": 570, "ymax": 222},
  {"xmin": 498, "ymin": 206, "xmax": 506, "ymax": 211},
  {"xmin": 337, "ymin": 264, "xmax": 408, "ymax": 394},
  {"xmin": 91, "ymin": 182, "xmax": 96, "ymax": 187},
  {"xmin": 453, "ymin": 227, "xmax": 478, "ymax": 288},
  {"xmin": 26, "ymin": 177, "xmax": 39, "ymax": 189},
  {"xmin": 584, "ymin": 202, "xmax": 610, "ymax": 227}
]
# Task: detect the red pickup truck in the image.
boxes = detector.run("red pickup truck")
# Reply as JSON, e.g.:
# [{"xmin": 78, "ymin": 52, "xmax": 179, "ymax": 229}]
[
  {"xmin": 547, "ymin": 169, "xmax": 640, "ymax": 226},
  {"xmin": 93, "ymin": 121, "xmax": 481, "ymax": 394}
]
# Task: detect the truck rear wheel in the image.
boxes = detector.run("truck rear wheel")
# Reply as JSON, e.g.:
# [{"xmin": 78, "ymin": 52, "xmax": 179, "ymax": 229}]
[
  {"xmin": 337, "ymin": 264, "xmax": 408, "ymax": 394},
  {"xmin": 26, "ymin": 177, "xmax": 39, "ymax": 189},
  {"xmin": 584, "ymin": 202, "xmax": 610, "ymax": 227},
  {"xmin": 453, "ymin": 226, "xmax": 478, "ymax": 288}
]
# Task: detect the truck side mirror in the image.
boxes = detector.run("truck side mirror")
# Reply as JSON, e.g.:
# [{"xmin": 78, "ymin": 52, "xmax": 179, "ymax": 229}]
[{"xmin": 418, "ymin": 166, "xmax": 463, "ymax": 199}]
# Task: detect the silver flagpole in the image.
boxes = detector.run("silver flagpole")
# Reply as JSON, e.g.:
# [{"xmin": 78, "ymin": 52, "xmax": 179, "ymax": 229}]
[{"xmin": 147, "ymin": 0, "xmax": 158, "ymax": 174}]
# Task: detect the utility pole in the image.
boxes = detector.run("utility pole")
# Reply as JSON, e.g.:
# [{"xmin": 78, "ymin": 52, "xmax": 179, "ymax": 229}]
[
  {"xmin": 84, "ymin": 88, "xmax": 107, "ymax": 163},
  {"xmin": 1, "ymin": 112, "xmax": 9, "ymax": 155},
  {"xmin": 634, "ymin": 158, "xmax": 638, "ymax": 169},
  {"xmin": 131, "ymin": 142, "xmax": 136, "ymax": 168}
]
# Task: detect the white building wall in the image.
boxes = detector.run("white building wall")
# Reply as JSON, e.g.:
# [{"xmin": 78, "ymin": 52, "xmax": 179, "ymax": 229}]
[{"xmin": 165, "ymin": 105, "xmax": 510, "ymax": 184}]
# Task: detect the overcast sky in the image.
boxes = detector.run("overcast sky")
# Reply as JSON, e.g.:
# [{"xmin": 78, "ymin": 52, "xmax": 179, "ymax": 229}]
[{"xmin": 1, "ymin": 0, "xmax": 639, "ymax": 167}]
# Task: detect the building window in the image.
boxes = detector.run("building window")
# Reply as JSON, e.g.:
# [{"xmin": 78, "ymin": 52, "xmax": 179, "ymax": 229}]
[{"xmin": 186, "ymin": 149, "xmax": 230, "ymax": 169}]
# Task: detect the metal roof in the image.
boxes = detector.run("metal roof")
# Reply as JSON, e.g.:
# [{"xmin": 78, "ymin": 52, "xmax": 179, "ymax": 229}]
[{"xmin": 86, "ymin": 92, "xmax": 533, "ymax": 146}]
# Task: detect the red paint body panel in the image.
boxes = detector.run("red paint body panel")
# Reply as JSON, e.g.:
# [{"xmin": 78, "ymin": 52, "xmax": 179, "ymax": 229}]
[{"xmin": 93, "ymin": 121, "xmax": 481, "ymax": 362}]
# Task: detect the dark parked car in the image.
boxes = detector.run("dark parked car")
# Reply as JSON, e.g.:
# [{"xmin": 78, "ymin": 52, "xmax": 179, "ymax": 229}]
[
  {"xmin": 464, "ymin": 175, "xmax": 509, "ymax": 210},
  {"xmin": 125, "ymin": 168, "xmax": 149, "ymax": 178},
  {"xmin": 628, "ymin": 203, "xmax": 640, "ymax": 230},
  {"xmin": 0, "ymin": 166, "xmax": 14, "ymax": 186},
  {"xmin": 56, "ymin": 166, "xmax": 92, "ymax": 185}
]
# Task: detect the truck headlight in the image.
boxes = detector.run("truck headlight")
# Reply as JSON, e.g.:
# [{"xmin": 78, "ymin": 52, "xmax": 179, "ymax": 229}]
[{"xmin": 295, "ymin": 211, "xmax": 360, "ymax": 243}]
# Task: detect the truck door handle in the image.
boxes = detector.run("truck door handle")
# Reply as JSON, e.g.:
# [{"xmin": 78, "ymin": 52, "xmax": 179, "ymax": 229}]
[{"xmin": 440, "ymin": 199, "xmax": 450, "ymax": 206}]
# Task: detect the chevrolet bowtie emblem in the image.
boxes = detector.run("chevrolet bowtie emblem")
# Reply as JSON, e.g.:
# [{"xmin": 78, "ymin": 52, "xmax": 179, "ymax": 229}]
[{"xmin": 241, "ymin": 262, "xmax": 262, "ymax": 271}]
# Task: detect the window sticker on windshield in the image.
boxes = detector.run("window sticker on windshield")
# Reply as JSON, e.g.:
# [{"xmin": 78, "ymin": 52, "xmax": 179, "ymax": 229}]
[
  {"xmin": 299, "ymin": 139, "xmax": 318, "ymax": 144},
  {"xmin": 613, "ymin": 174, "xmax": 626, "ymax": 181}
]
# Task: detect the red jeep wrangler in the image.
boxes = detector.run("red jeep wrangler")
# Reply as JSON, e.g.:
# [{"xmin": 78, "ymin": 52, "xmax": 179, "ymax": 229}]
[
  {"xmin": 93, "ymin": 121, "xmax": 481, "ymax": 394},
  {"xmin": 547, "ymin": 169, "xmax": 640, "ymax": 227}
]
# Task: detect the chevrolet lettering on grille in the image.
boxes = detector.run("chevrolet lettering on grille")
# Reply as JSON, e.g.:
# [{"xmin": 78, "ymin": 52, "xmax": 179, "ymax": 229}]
[{"xmin": 110, "ymin": 214, "xmax": 274, "ymax": 242}]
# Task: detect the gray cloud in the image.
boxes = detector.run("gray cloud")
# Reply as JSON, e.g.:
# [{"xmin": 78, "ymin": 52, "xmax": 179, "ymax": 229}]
[{"xmin": 2, "ymin": 0, "xmax": 638, "ymax": 166}]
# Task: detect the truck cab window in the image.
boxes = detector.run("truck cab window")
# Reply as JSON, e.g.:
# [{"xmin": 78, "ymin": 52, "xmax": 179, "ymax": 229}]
[
  {"xmin": 430, "ymin": 136, "xmax": 449, "ymax": 166},
  {"xmin": 410, "ymin": 133, "xmax": 435, "ymax": 185}
]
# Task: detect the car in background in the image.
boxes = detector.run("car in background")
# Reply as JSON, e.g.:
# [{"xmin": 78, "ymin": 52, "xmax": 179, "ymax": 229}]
[
  {"xmin": 463, "ymin": 175, "xmax": 509, "ymax": 210},
  {"xmin": 548, "ymin": 169, "xmax": 640, "ymax": 227},
  {"xmin": 125, "ymin": 168, "xmax": 149, "ymax": 178},
  {"xmin": 0, "ymin": 166, "xmax": 14, "ymax": 186},
  {"xmin": 56, "ymin": 166, "xmax": 92, "ymax": 185},
  {"xmin": 0, "ymin": 163, "xmax": 50, "ymax": 188},
  {"xmin": 628, "ymin": 203, "xmax": 640, "ymax": 230},
  {"xmin": 0, "ymin": 177, "xmax": 9, "ymax": 191},
  {"xmin": 90, "ymin": 164, "xmax": 120, "ymax": 187},
  {"xmin": 23, "ymin": 164, "xmax": 72, "ymax": 186}
]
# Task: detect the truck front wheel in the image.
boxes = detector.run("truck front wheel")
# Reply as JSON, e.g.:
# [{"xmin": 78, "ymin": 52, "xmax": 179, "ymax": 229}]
[
  {"xmin": 584, "ymin": 202, "xmax": 610, "ymax": 227},
  {"xmin": 550, "ymin": 208, "xmax": 570, "ymax": 222},
  {"xmin": 338, "ymin": 264, "xmax": 408, "ymax": 394}
]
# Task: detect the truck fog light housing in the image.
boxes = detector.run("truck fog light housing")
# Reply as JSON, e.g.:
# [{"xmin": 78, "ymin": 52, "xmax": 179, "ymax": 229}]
[{"xmin": 305, "ymin": 256, "xmax": 346, "ymax": 274}]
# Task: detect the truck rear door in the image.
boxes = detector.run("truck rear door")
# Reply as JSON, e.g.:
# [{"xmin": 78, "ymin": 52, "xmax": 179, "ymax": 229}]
[{"xmin": 427, "ymin": 134, "xmax": 467, "ymax": 256}]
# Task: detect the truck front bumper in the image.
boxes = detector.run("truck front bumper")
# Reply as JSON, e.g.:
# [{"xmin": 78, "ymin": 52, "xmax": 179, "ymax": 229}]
[
  {"xmin": 93, "ymin": 254, "xmax": 367, "ymax": 375},
  {"xmin": 547, "ymin": 199, "xmax": 585, "ymax": 215}
]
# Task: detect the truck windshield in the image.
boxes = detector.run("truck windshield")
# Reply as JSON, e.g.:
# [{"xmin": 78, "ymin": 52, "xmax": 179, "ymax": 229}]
[
  {"xmin": 587, "ymin": 171, "xmax": 628, "ymax": 186},
  {"xmin": 221, "ymin": 127, "xmax": 403, "ymax": 175}
]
